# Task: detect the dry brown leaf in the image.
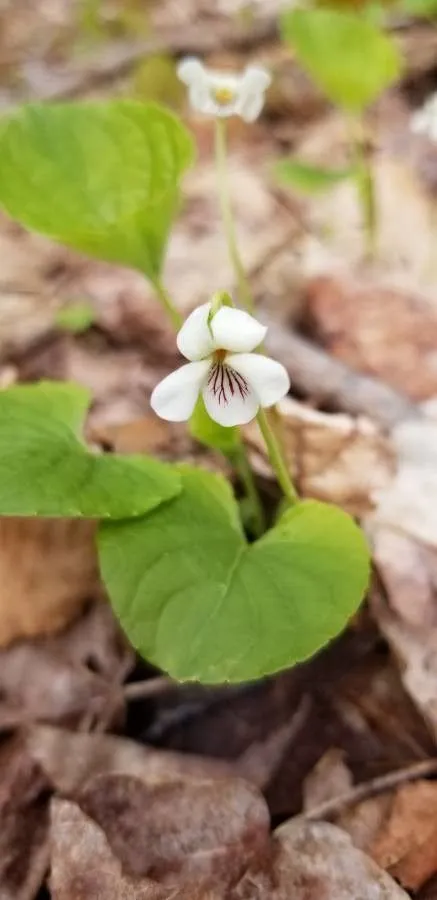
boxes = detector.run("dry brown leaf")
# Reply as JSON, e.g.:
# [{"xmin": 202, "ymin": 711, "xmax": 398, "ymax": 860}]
[
  {"xmin": 79, "ymin": 772, "xmax": 270, "ymax": 885},
  {"xmin": 51, "ymin": 782, "xmax": 407, "ymax": 900},
  {"xmin": 0, "ymin": 602, "xmax": 132, "ymax": 727},
  {"xmin": 0, "ymin": 518, "xmax": 100, "ymax": 647},
  {"xmin": 92, "ymin": 415, "xmax": 186, "ymax": 457},
  {"xmin": 0, "ymin": 0, "xmax": 74, "ymax": 68},
  {"xmin": 51, "ymin": 798, "xmax": 226, "ymax": 900},
  {"xmin": 305, "ymin": 275, "xmax": 437, "ymax": 402},
  {"xmin": 90, "ymin": 414, "xmax": 229, "ymax": 475},
  {"xmin": 0, "ymin": 220, "xmax": 72, "ymax": 355},
  {"xmin": 0, "ymin": 287, "xmax": 56, "ymax": 356},
  {"xmin": 371, "ymin": 529, "xmax": 437, "ymax": 629},
  {"xmin": 236, "ymin": 820, "xmax": 410, "ymax": 899},
  {"xmin": 27, "ymin": 725, "xmax": 240, "ymax": 794},
  {"xmin": 0, "ymin": 736, "xmax": 50, "ymax": 900},
  {"xmin": 371, "ymin": 781, "xmax": 437, "ymax": 891},
  {"xmin": 369, "ymin": 527, "xmax": 437, "ymax": 740},
  {"xmin": 64, "ymin": 261, "xmax": 174, "ymax": 354},
  {"xmin": 30, "ymin": 725, "xmax": 270, "ymax": 890},
  {"xmin": 370, "ymin": 411, "xmax": 437, "ymax": 551},
  {"xmin": 303, "ymin": 748, "xmax": 353, "ymax": 813},
  {"xmin": 364, "ymin": 409, "xmax": 437, "ymax": 736},
  {"xmin": 372, "ymin": 591, "xmax": 437, "ymax": 742},
  {"xmin": 302, "ymin": 750, "xmax": 392, "ymax": 856},
  {"xmin": 245, "ymin": 397, "xmax": 394, "ymax": 516},
  {"xmin": 271, "ymin": 820, "xmax": 409, "ymax": 899},
  {"xmin": 419, "ymin": 875, "xmax": 437, "ymax": 900},
  {"xmin": 339, "ymin": 795, "xmax": 393, "ymax": 855},
  {"xmin": 50, "ymin": 798, "xmax": 174, "ymax": 900}
]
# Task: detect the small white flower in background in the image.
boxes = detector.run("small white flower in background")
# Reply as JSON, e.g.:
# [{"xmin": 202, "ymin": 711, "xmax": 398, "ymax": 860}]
[
  {"xmin": 177, "ymin": 57, "xmax": 271, "ymax": 122},
  {"xmin": 410, "ymin": 93, "xmax": 437, "ymax": 143},
  {"xmin": 151, "ymin": 303, "xmax": 290, "ymax": 427}
]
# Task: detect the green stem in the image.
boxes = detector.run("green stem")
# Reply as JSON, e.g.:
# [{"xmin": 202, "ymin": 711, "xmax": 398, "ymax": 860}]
[
  {"xmin": 154, "ymin": 278, "xmax": 183, "ymax": 330},
  {"xmin": 256, "ymin": 408, "xmax": 298, "ymax": 506},
  {"xmin": 214, "ymin": 118, "xmax": 254, "ymax": 311},
  {"xmin": 349, "ymin": 117, "xmax": 377, "ymax": 259},
  {"xmin": 233, "ymin": 436, "xmax": 265, "ymax": 538},
  {"xmin": 214, "ymin": 121, "xmax": 291, "ymax": 503}
]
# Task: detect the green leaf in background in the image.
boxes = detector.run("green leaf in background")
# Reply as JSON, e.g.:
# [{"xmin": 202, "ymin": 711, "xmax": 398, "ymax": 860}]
[
  {"xmin": 55, "ymin": 300, "xmax": 96, "ymax": 334},
  {"xmin": 99, "ymin": 466, "xmax": 370, "ymax": 683},
  {"xmin": 189, "ymin": 397, "xmax": 239, "ymax": 455},
  {"xmin": 280, "ymin": 7, "xmax": 402, "ymax": 111},
  {"xmin": 133, "ymin": 55, "xmax": 186, "ymax": 110},
  {"xmin": 399, "ymin": 0, "xmax": 437, "ymax": 14},
  {"xmin": 274, "ymin": 159, "xmax": 352, "ymax": 195},
  {"xmin": 0, "ymin": 382, "xmax": 180, "ymax": 517},
  {"xmin": 79, "ymin": 0, "xmax": 104, "ymax": 43},
  {"xmin": 0, "ymin": 101, "xmax": 194, "ymax": 281}
]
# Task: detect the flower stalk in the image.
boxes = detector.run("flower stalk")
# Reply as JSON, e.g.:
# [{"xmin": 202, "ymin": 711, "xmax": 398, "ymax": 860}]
[
  {"xmin": 256, "ymin": 407, "xmax": 298, "ymax": 507},
  {"xmin": 349, "ymin": 117, "xmax": 377, "ymax": 259},
  {"xmin": 214, "ymin": 118, "xmax": 254, "ymax": 312},
  {"xmin": 154, "ymin": 278, "xmax": 183, "ymax": 330},
  {"xmin": 213, "ymin": 115, "xmax": 297, "ymax": 508},
  {"xmin": 233, "ymin": 436, "xmax": 266, "ymax": 537}
]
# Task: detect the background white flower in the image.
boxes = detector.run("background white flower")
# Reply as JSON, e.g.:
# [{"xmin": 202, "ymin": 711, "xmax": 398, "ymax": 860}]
[
  {"xmin": 177, "ymin": 57, "xmax": 271, "ymax": 122},
  {"xmin": 151, "ymin": 303, "xmax": 290, "ymax": 427},
  {"xmin": 411, "ymin": 93, "xmax": 437, "ymax": 143}
]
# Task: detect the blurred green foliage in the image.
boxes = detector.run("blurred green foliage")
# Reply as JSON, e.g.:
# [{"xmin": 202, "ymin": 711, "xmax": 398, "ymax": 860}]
[
  {"xmin": 55, "ymin": 301, "xmax": 96, "ymax": 335},
  {"xmin": 133, "ymin": 55, "xmax": 186, "ymax": 110}
]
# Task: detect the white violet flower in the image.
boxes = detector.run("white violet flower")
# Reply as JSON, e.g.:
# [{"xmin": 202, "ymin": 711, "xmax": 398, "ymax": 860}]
[
  {"xmin": 410, "ymin": 92, "xmax": 437, "ymax": 143},
  {"xmin": 151, "ymin": 303, "xmax": 290, "ymax": 427},
  {"xmin": 177, "ymin": 57, "xmax": 271, "ymax": 122}
]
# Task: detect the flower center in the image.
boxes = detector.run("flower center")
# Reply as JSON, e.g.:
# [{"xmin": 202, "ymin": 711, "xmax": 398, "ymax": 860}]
[
  {"xmin": 212, "ymin": 86, "xmax": 235, "ymax": 106},
  {"xmin": 208, "ymin": 361, "xmax": 250, "ymax": 407}
]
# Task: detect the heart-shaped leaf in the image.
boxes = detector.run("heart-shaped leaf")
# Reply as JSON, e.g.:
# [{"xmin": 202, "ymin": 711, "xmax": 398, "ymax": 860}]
[
  {"xmin": 0, "ymin": 101, "xmax": 194, "ymax": 281},
  {"xmin": 0, "ymin": 382, "xmax": 180, "ymax": 517},
  {"xmin": 99, "ymin": 466, "xmax": 370, "ymax": 683},
  {"xmin": 281, "ymin": 7, "xmax": 402, "ymax": 111}
]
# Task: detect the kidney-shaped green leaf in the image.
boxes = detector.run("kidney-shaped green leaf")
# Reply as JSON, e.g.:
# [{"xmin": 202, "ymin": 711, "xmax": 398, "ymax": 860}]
[
  {"xmin": 281, "ymin": 7, "xmax": 402, "ymax": 111},
  {"xmin": 0, "ymin": 381, "xmax": 180, "ymax": 518},
  {"xmin": 99, "ymin": 466, "xmax": 370, "ymax": 683},
  {"xmin": 0, "ymin": 100, "xmax": 194, "ymax": 280}
]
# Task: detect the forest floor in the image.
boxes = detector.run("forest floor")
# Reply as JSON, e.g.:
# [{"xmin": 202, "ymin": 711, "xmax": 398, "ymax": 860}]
[{"xmin": 2, "ymin": 1, "xmax": 437, "ymax": 898}]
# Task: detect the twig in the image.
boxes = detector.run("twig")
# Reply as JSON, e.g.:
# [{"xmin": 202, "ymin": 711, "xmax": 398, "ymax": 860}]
[
  {"xmin": 124, "ymin": 675, "xmax": 174, "ymax": 701},
  {"xmin": 263, "ymin": 316, "xmax": 420, "ymax": 431},
  {"xmin": 300, "ymin": 757, "xmax": 437, "ymax": 822}
]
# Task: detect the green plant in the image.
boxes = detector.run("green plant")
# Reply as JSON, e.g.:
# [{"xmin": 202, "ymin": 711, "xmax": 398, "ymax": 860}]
[
  {"xmin": 0, "ymin": 67, "xmax": 370, "ymax": 683},
  {"xmin": 280, "ymin": 5, "xmax": 403, "ymax": 256}
]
